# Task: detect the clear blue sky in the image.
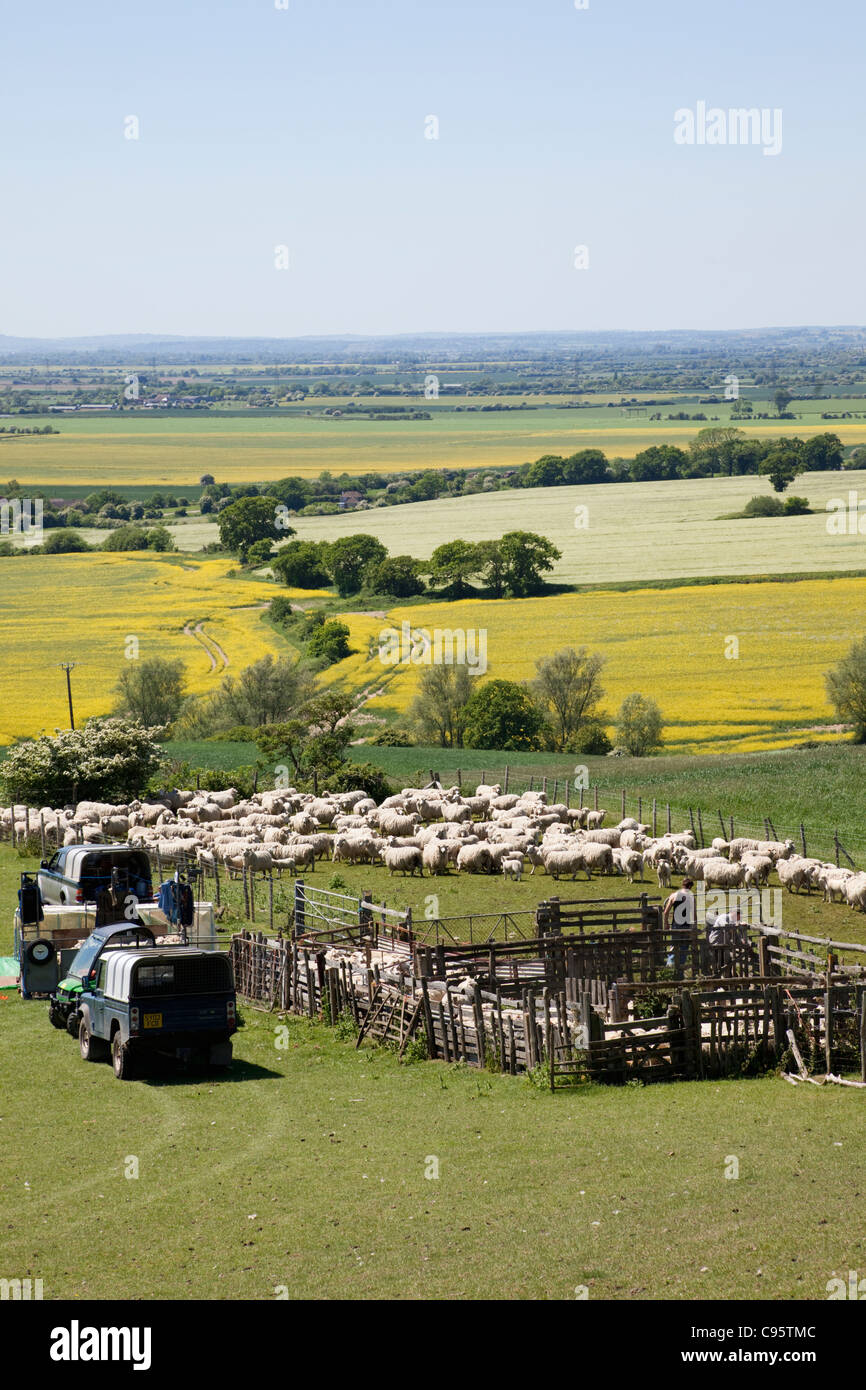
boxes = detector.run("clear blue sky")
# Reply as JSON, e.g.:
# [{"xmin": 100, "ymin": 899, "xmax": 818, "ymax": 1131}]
[{"xmin": 2, "ymin": 0, "xmax": 863, "ymax": 338}]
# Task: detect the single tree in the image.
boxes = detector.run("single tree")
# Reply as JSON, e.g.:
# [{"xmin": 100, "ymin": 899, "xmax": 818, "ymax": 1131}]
[
  {"xmin": 364, "ymin": 555, "xmax": 425, "ymax": 597},
  {"xmin": 499, "ymin": 531, "xmax": 561, "ymax": 596},
  {"xmin": 306, "ymin": 620, "xmax": 352, "ymax": 665},
  {"xmin": 114, "ymin": 656, "xmax": 186, "ymax": 732},
  {"xmin": 272, "ymin": 540, "xmax": 331, "ymax": 589},
  {"xmin": 0, "ymin": 718, "xmax": 163, "ymax": 805},
  {"xmin": 759, "ymin": 445, "xmax": 804, "ymax": 493},
  {"xmin": 326, "ymin": 534, "xmax": 387, "ymax": 596},
  {"xmin": 615, "ymin": 693, "xmax": 664, "ymax": 756},
  {"xmin": 427, "ymin": 539, "xmax": 483, "ymax": 595},
  {"xmin": 408, "ymin": 664, "xmax": 474, "ymax": 747},
  {"xmin": 531, "ymin": 646, "xmax": 606, "ymax": 750},
  {"xmin": 217, "ymin": 496, "xmax": 291, "ymax": 561},
  {"xmin": 774, "ymin": 388, "xmax": 793, "ymax": 416},
  {"xmin": 461, "ymin": 679, "xmax": 545, "ymax": 751},
  {"xmin": 826, "ymin": 637, "xmax": 866, "ymax": 741}
]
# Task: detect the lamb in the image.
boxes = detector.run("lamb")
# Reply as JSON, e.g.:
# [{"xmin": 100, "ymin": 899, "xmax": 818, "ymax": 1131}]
[
  {"xmin": 739, "ymin": 853, "xmax": 772, "ymax": 887},
  {"xmin": 584, "ymin": 809, "xmax": 606, "ymax": 829},
  {"xmin": 819, "ymin": 869, "xmax": 851, "ymax": 904},
  {"xmin": 382, "ymin": 844, "xmax": 423, "ymax": 877},
  {"xmin": 657, "ymin": 861, "xmax": 672, "ymax": 890},
  {"xmin": 501, "ymin": 855, "xmax": 524, "ymax": 882}
]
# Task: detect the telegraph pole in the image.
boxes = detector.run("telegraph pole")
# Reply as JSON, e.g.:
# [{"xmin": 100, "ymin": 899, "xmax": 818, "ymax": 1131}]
[{"xmin": 59, "ymin": 662, "xmax": 76, "ymax": 729}]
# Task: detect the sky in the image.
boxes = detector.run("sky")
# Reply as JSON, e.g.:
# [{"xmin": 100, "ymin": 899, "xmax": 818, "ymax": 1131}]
[{"xmin": 1, "ymin": 0, "xmax": 864, "ymax": 338}]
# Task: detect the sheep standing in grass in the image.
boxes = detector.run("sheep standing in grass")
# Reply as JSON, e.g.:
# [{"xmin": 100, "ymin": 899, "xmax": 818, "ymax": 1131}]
[{"xmin": 382, "ymin": 844, "xmax": 423, "ymax": 877}]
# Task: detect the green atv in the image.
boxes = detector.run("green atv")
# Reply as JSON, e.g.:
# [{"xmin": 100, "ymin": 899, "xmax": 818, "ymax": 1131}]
[{"xmin": 49, "ymin": 923, "xmax": 158, "ymax": 1036}]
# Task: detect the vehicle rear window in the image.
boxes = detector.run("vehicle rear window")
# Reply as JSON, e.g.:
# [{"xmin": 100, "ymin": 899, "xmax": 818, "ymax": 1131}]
[{"xmin": 133, "ymin": 956, "xmax": 232, "ymax": 996}]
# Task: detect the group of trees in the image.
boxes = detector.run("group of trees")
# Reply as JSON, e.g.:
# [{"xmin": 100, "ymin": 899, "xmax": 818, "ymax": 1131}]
[
  {"xmin": 407, "ymin": 646, "xmax": 664, "ymax": 756},
  {"xmin": 266, "ymin": 530, "xmax": 562, "ymax": 599}
]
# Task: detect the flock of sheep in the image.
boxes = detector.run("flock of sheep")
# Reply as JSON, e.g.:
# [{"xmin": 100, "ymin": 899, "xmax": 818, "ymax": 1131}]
[{"xmin": 3, "ymin": 782, "xmax": 865, "ymax": 913}]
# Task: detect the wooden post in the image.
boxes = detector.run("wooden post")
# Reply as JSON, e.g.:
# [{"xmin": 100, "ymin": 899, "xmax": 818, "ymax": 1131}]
[
  {"xmin": 621, "ymin": 788, "xmax": 626, "ymax": 820},
  {"xmin": 666, "ymin": 803, "xmax": 671, "ymax": 834},
  {"xmin": 719, "ymin": 810, "xmax": 727, "ymax": 838},
  {"xmin": 729, "ymin": 816, "xmax": 734, "ymax": 841},
  {"xmin": 213, "ymin": 857, "xmax": 221, "ymax": 908},
  {"xmin": 824, "ymin": 981, "xmax": 833, "ymax": 1074},
  {"xmin": 859, "ymin": 985, "xmax": 866, "ymax": 1085},
  {"xmin": 637, "ymin": 795, "xmax": 642, "ymax": 823},
  {"xmin": 688, "ymin": 806, "xmax": 695, "ymax": 836},
  {"xmin": 242, "ymin": 865, "xmax": 250, "ymax": 920},
  {"xmin": 39, "ymin": 813, "xmax": 46, "ymax": 860},
  {"xmin": 268, "ymin": 873, "xmax": 274, "ymax": 932},
  {"xmin": 593, "ymin": 786, "xmax": 599, "ymax": 811},
  {"xmin": 504, "ymin": 765, "xmax": 509, "ymax": 793},
  {"xmin": 249, "ymin": 867, "xmax": 255, "ymax": 924},
  {"xmin": 697, "ymin": 808, "xmax": 704, "ymax": 848},
  {"xmin": 420, "ymin": 978, "xmax": 436, "ymax": 1059},
  {"xmin": 834, "ymin": 831, "xmax": 841, "ymax": 868},
  {"xmin": 800, "ymin": 823, "xmax": 807, "ymax": 858},
  {"xmin": 456, "ymin": 768, "xmax": 462, "ymax": 789},
  {"xmin": 473, "ymin": 983, "xmax": 486, "ymax": 1068},
  {"xmin": 758, "ymin": 936, "xmax": 770, "ymax": 978}
]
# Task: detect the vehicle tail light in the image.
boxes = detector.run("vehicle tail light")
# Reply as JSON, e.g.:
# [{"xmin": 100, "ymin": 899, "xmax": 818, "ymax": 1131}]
[
  {"xmin": 75, "ymin": 888, "xmax": 84, "ymax": 903},
  {"xmin": 226, "ymin": 999, "xmax": 236, "ymax": 1026},
  {"xmin": 130, "ymin": 1007, "xmax": 140, "ymax": 1036}
]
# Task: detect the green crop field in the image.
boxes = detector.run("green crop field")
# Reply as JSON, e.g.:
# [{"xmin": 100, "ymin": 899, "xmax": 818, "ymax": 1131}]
[
  {"xmin": 285, "ymin": 470, "xmax": 866, "ymax": 586},
  {"xmin": 3, "ymin": 397, "xmax": 865, "ymax": 487}
]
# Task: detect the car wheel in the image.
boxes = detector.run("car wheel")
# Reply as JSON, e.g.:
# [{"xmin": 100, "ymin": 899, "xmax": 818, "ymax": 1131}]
[
  {"xmin": 79, "ymin": 1018, "xmax": 109, "ymax": 1062},
  {"xmin": 66, "ymin": 1010, "xmax": 81, "ymax": 1038},
  {"xmin": 48, "ymin": 1002, "xmax": 67, "ymax": 1030},
  {"xmin": 111, "ymin": 1032, "xmax": 135, "ymax": 1080}
]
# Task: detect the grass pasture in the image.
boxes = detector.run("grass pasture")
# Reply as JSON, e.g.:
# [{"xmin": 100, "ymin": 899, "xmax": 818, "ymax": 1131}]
[{"xmin": 0, "ymin": 934, "xmax": 863, "ymax": 1301}]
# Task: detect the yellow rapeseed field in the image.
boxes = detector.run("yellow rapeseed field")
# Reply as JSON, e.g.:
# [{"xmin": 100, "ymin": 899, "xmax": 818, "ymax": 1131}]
[
  {"xmin": 328, "ymin": 578, "xmax": 865, "ymax": 755},
  {"xmin": 0, "ymin": 554, "xmax": 315, "ymax": 743}
]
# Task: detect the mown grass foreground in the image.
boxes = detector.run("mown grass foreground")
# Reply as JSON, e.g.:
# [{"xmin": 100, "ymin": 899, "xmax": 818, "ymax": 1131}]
[{"xmin": 1, "ymin": 987, "xmax": 864, "ymax": 1302}]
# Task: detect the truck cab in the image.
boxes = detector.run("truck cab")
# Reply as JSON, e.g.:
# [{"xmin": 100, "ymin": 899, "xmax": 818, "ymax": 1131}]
[
  {"xmin": 76, "ymin": 946, "xmax": 237, "ymax": 1079},
  {"xmin": 38, "ymin": 845, "xmax": 152, "ymax": 907}
]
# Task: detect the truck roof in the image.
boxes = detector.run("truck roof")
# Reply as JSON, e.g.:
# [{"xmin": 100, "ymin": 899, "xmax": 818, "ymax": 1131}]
[{"xmin": 103, "ymin": 947, "xmax": 223, "ymax": 999}]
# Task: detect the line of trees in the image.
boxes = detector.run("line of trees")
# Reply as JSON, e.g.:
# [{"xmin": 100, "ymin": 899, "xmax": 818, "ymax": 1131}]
[{"xmin": 407, "ymin": 646, "xmax": 665, "ymax": 756}]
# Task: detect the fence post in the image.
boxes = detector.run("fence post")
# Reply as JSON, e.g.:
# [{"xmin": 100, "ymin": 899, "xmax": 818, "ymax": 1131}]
[
  {"xmin": 637, "ymin": 795, "xmax": 642, "ymax": 823},
  {"xmin": 800, "ymin": 823, "xmax": 807, "ymax": 858},
  {"xmin": 858, "ymin": 985, "xmax": 866, "ymax": 1084},
  {"xmin": 294, "ymin": 878, "xmax": 305, "ymax": 936},
  {"xmin": 666, "ymin": 804, "xmax": 671, "ymax": 834},
  {"xmin": 594, "ymin": 786, "xmax": 599, "ymax": 811},
  {"xmin": 834, "ymin": 831, "xmax": 840, "ymax": 868},
  {"xmin": 504, "ymin": 765, "xmax": 509, "ymax": 793},
  {"xmin": 621, "ymin": 789, "xmax": 626, "ymax": 820},
  {"xmin": 718, "ymin": 811, "xmax": 726, "ymax": 839},
  {"xmin": 697, "ymin": 808, "xmax": 704, "ymax": 848},
  {"xmin": 824, "ymin": 980, "xmax": 833, "ymax": 1074},
  {"xmin": 652, "ymin": 799, "xmax": 657, "ymax": 837}
]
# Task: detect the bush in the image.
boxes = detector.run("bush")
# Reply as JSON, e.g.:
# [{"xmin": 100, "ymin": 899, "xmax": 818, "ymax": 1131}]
[
  {"xmin": 783, "ymin": 495, "xmax": 811, "ymax": 515},
  {"xmin": 322, "ymin": 761, "xmax": 393, "ymax": 802},
  {"xmin": 571, "ymin": 721, "xmax": 612, "ymax": 755},
  {"xmin": 41, "ymin": 529, "xmax": 92, "ymax": 554},
  {"xmin": 741, "ymin": 495, "xmax": 785, "ymax": 517},
  {"xmin": 306, "ymin": 619, "xmax": 352, "ymax": 665},
  {"xmin": 1, "ymin": 717, "xmax": 163, "ymax": 804},
  {"xmin": 365, "ymin": 726, "xmax": 413, "ymax": 746}
]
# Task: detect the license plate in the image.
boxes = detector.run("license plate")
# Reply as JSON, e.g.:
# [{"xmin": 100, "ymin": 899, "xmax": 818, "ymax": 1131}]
[{"xmin": 143, "ymin": 1013, "xmax": 162, "ymax": 1029}]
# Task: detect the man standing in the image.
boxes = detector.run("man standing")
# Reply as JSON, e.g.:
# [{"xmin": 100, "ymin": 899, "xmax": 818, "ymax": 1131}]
[{"xmin": 663, "ymin": 877, "xmax": 696, "ymax": 974}]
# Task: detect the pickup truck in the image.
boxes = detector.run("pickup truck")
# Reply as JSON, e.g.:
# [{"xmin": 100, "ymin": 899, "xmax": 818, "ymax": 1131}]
[
  {"xmin": 37, "ymin": 844, "xmax": 152, "ymax": 907},
  {"xmin": 75, "ymin": 945, "xmax": 237, "ymax": 1079},
  {"xmin": 49, "ymin": 921, "xmax": 158, "ymax": 1034}
]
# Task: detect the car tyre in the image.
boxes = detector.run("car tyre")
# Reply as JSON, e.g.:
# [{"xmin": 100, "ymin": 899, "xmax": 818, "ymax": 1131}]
[
  {"xmin": 48, "ymin": 1002, "xmax": 67, "ymax": 1030},
  {"xmin": 79, "ymin": 1017, "xmax": 108, "ymax": 1062},
  {"xmin": 112, "ymin": 1032, "xmax": 135, "ymax": 1080},
  {"xmin": 66, "ymin": 1010, "xmax": 81, "ymax": 1038}
]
